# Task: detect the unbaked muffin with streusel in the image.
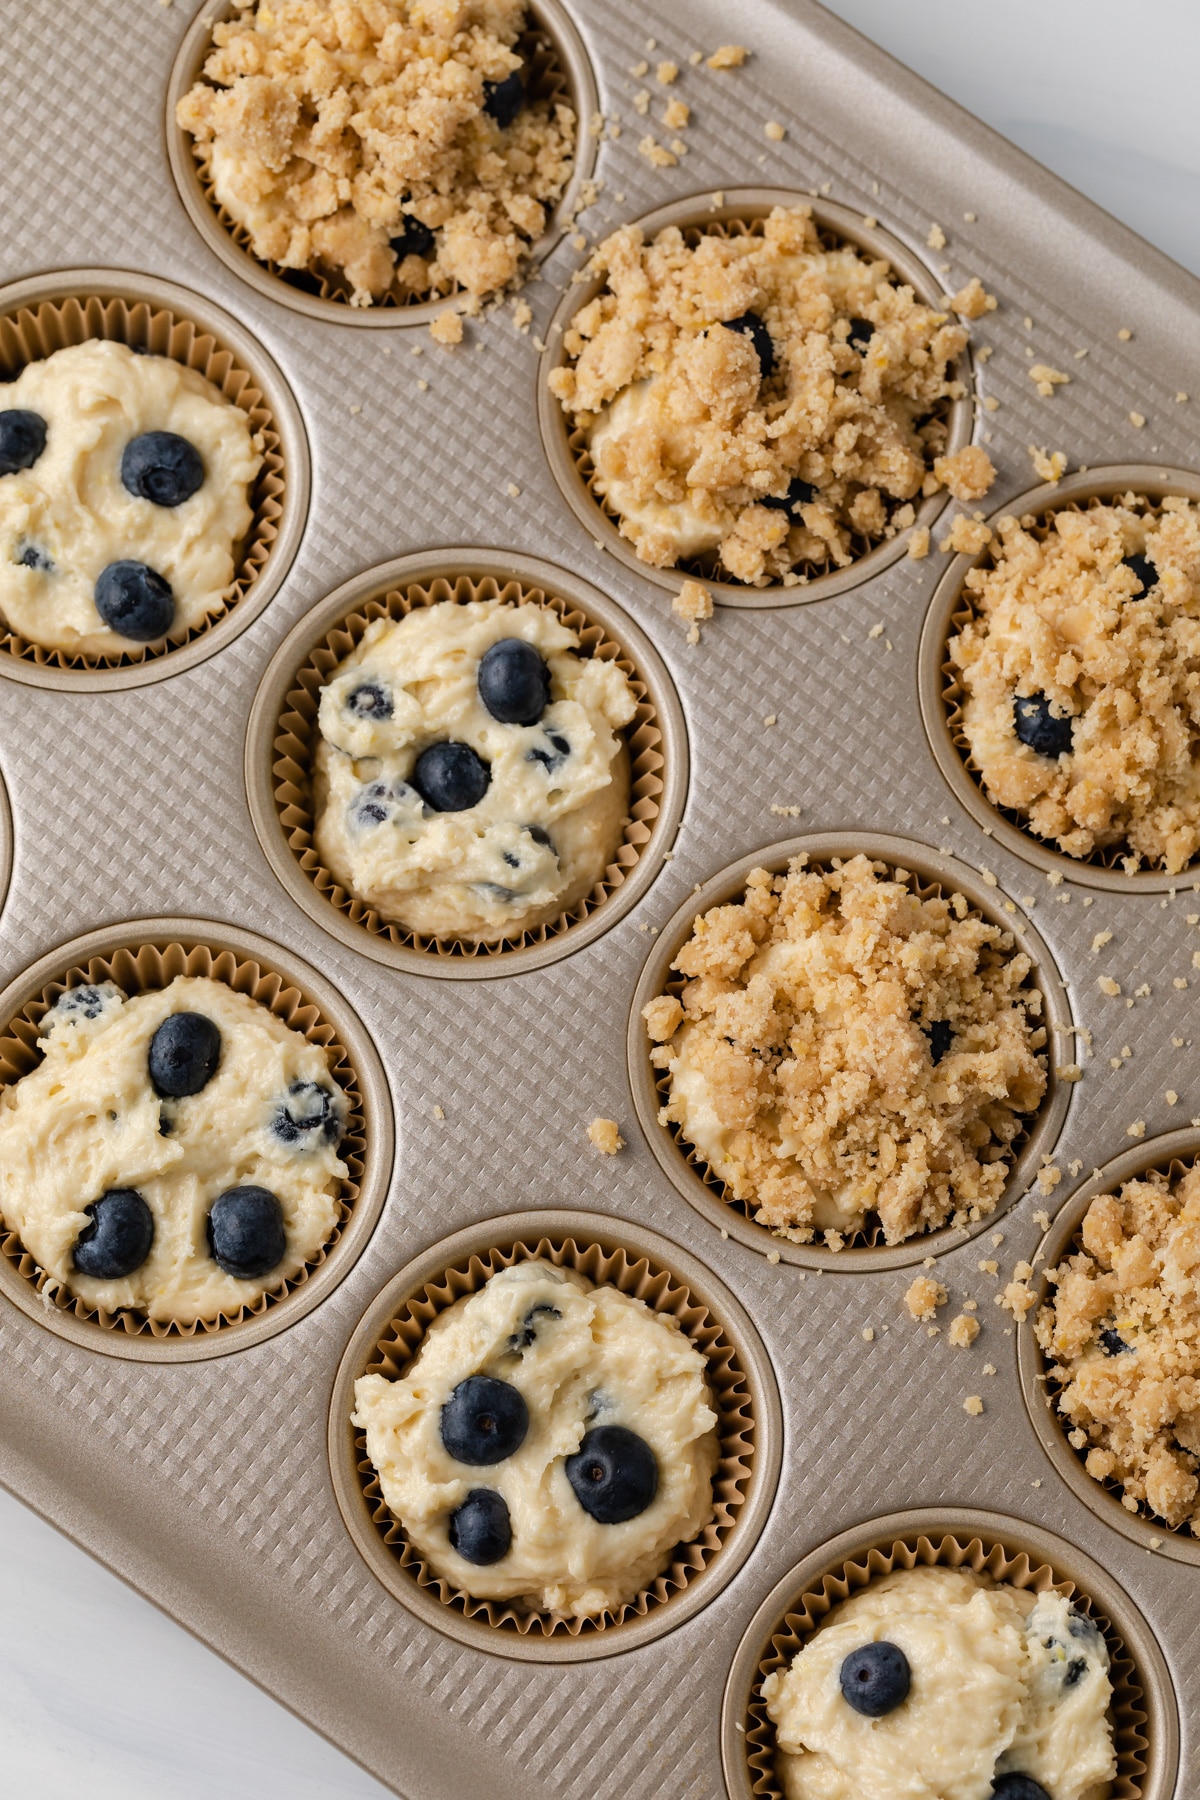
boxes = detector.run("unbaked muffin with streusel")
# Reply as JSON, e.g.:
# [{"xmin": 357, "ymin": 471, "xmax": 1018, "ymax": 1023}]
[
  {"xmin": 643, "ymin": 855, "xmax": 1046, "ymax": 1248},
  {"xmin": 176, "ymin": 0, "xmax": 576, "ymax": 307},
  {"xmin": 1038, "ymin": 1164, "xmax": 1200, "ymax": 1533},
  {"xmin": 950, "ymin": 494, "xmax": 1200, "ymax": 873},
  {"xmin": 550, "ymin": 206, "xmax": 994, "ymax": 585}
]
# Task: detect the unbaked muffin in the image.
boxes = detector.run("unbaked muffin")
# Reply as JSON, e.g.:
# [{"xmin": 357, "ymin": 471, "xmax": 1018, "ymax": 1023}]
[
  {"xmin": 312, "ymin": 597, "xmax": 637, "ymax": 941},
  {"xmin": 550, "ymin": 205, "xmax": 994, "ymax": 585},
  {"xmin": 643, "ymin": 855, "xmax": 1047, "ymax": 1248},
  {"xmin": 352, "ymin": 1258, "xmax": 718, "ymax": 1617},
  {"xmin": 950, "ymin": 494, "xmax": 1200, "ymax": 873}
]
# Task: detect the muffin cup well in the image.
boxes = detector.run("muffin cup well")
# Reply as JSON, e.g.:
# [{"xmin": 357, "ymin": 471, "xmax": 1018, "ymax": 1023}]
[
  {"xmin": 1019, "ymin": 1129, "xmax": 1200, "ymax": 1565},
  {"xmin": 0, "ymin": 270, "xmax": 308, "ymax": 691},
  {"xmin": 537, "ymin": 188, "xmax": 975, "ymax": 609},
  {"xmin": 0, "ymin": 919, "xmax": 392, "ymax": 1361},
  {"xmin": 628, "ymin": 832, "xmax": 1073, "ymax": 1271},
  {"xmin": 166, "ymin": 0, "xmax": 599, "ymax": 327},
  {"xmin": 245, "ymin": 550, "xmax": 688, "ymax": 978},
  {"xmin": 327, "ymin": 1209, "xmax": 781, "ymax": 1662},
  {"xmin": 918, "ymin": 464, "xmax": 1200, "ymax": 892},
  {"xmin": 721, "ymin": 1508, "xmax": 1175, "ymax": 1800}
]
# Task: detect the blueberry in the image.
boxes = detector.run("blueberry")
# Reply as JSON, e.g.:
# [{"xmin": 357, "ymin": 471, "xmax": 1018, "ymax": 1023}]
[
  {"xmin": 94, "ymin": 560, "xmax": 175, "ymax": 641},
  {"xmin": 120, "ymin": 431, "xmax": 205, "ymax": 507},
  {"xmin": 990, "ymin": 1779, "xmax": 1051, "ymax": 1800},
  {"xmin": 148, "ymin": 1012, "xmax": 221, "ymax": 1098},
  {"xmin": 527, "ymin": 730, "xmax": 571, "ymax": 772},
  {"xmin": 1122, "ymin": 553, "xmax": 1157, "ymax": 595},
  {"xmin": 413, "ymin": 741, "xmax": 491, "ymax": 811},
  {"xmin": 847, "ymin": 317, "xmax": 875, "ymax": 351},
  {"xmin": 1100, "ymin": 1326, "xmax": 1132, "ymax": 1355},
  {"xmin": 838, "ymin": 1641, "xmax": 911, "ymax": 1717},
  {"xmin": 72, "ymin": 1188, "xmax": 154, "ymax": 1279},
  {"xmin": 0, "ymin": 408, "xmax": 47, "ymax": 475},
  {"xmin": 271, "ymin": 1079, "xmax": 343, "ymax": 1148},
  {"xmin": 1013, "ymin": 691, "xmax": 1074, "ymax": 758},
  {"xmin": 16, "ymin": 538, "xmax": 51, "ymax": 571},
  {"xmin": 526, "ymin": 824, "xmax": 555, "ymax": 850},
  {"xmin": 53, "ymin": 984, "xmax": 112, "ymax": 1022},
  {"xmin": 565, "ymin": 1425, "xmax": 658, "ymax": 1523},
  {"xmin": 158, "ymin": 1107, "xmax": 174, "ymax": 1136},
  {"xmin": 925, "ymin": 1020, "xmax": 953, "ymax": 1065},
  {"xmin": 346, "ymin": 681, "xmax": 393, "ymax": 721},
  {"xmin": 724, "ymin": 311, "xmax": 775, "ymax": 377},
  {"xmin": 761, "ymin": 476, "xmax": 817, "ymax": 512},
  {"xmin": 207, "ymin": 1185, "xmax": 287, "ymax": 1279},
  {"xmin": 1062, "ymin": 1656, "xmax": 1089, "ymax": 1687},
  {"xmin": 440, "ymin": 1374, "xmax": 529, "ymax": 1465},
  {"xmin": 448, "ymin": 1488, "xmax": 512, "ymax": 1564},
  {"xmin": 477, "ymin": 637, "xmax": 551, "ymax": 725},
  {"xmin": 389, "ymin": 215, "xmax": 436, "ymax": 259},
  {"xmin": 482, "ymin": 69, "xmax": 524, "ymax": 128},
  {"xmin": 507, "ymin": 1301, "xmax": 561, "ymax": 1353}
]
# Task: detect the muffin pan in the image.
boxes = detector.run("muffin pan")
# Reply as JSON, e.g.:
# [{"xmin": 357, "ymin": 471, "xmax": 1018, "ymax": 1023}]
[{"xmin": 3, "ymin": 0, "xmax": 1200, "ymax": 1795}]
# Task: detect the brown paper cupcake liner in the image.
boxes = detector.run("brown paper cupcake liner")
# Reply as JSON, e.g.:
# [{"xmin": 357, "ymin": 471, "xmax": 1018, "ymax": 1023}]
[
  {"xmin": 539, "ymin": 190, "xmax": 974, "ymax": 608},
  {"xmin": 0, "ymin": 939, "xmax": 364, "ymax": 1340},
  {"xmin": 629, "ymin": 835, "xmax": 1069, "ymax": 1269},
  {"xmin": 181, "ymin": 10, "xmax": 574, "ymax": 313},
  {"xmin": 919, "ymin": 464, "xmax": 1200, "ymax": 891},
  {"xmin": 271, "ymin": 572, "xmax": 665, "ymax": 960},
  {"xmin": 348, "ymin": 1231, "xmax": 756, "ymax": 1641},
  {"xmin": 741, "ymin": 1527, "xmax": 1152, "ymax": 1800},
  {"xmin": 0, "ymin": 291, "xmax": 286, "ymax": 672},
  {"xmin": 1021, "ymin": 1133, "xmax": 1200, "ymax": 1562}
]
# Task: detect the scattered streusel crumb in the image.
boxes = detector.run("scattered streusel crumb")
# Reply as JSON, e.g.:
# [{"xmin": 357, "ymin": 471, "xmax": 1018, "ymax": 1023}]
[
  {"xmin": 432, "ymin": 1104, "xmax": 445, "ymax": 1120},
  {"xmin": 979, "ymin": 1259, "xmax": 999, "ymax": 1275},
  {"xmin": 908, "ymin": 526, "xmax": 931, "ymax": 560},
  {"xmin": 906, "ymin": 1275, "xmax": 948, "ymax": 1321},
  {"xmin": 663, "ymin": 98, "xmax": 690, "ymax": 130},
  {"xmin": 927, "ymin": 224, "xmax": 946, "ymax": 251},
  {"xmin": 948, "ymin": 277, "xmax": 997, "ymax": 320},
  {"xmin": 672, "ymin": 577, "xmax": 713, "ymax": 645},
  {"xmin": 964, "ymin": 1394, "xmax": 984, "ymax": 1415},
  {"xmin": 1057, "ymin": 1064, "xmax": 1082, "ymax": 1082},
  {"xmin": 1167, "ymin": 1090, "xmax": 1179, "ymax": 1105},
  {"xmin": 949, "ymin": 1313, "xmax": 981, "ymax": 1347},
  {"xmin": 656, "ymin": 60, "xmax": 678, "ymax": 83},
  {"xmin": 934, "ymin": 446, "xmax": 998, "ymax": 505},
  {"xmin": 1029, "ymin": 445, "xmax": 1068, "ymax": 483},
  {"xmin": 940, "ymin": 514, "xmax": 994, "ymax": 555},
  {"xmin": 1029, "ymin": 364, "xmax": 1070, "ymax": 397},
  {"xmin": 1130, "ymin": 412, "xmax": 1146, "ymax": 430},
  {"xmin": 1127, "ymin": 1120, "xmax": 1146, "ymax": 1138},
  {"xmin": 430, "ymin": 311, "xmax": 464, "ymax": 347},
  {"xmin": 587, "ymin": 1117, "xmax": 624, "ymax": 1155},
  {"xmin": 706, "ymin": 44, "xmax": 747, "ymax": 68},
  {"xmin": 637, "ymin": 135, "xmax": 677, "ymax": 167},
  {"xmin": 1038, "ymin": 1163, "xmax": 1062, "ymax": 1194},
  {"xmin": 862, "ymin": 1327, "xmax": 875, "ymax": 1341},
  {"xmin": 764, "ymin": 120, "xmax": 786, "ymax": 141}
]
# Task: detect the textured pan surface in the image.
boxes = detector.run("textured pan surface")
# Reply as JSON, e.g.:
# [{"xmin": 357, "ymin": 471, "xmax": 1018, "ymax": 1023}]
[{"xmin": 2, "ymin": 1, "xmax": 1200, "ymax": 1797}]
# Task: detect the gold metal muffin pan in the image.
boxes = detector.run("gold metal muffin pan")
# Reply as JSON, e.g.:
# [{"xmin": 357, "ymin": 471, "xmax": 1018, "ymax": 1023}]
[{"xmin": 2, "ymin": 0, "xmax": 1200, "ymax": 1794}]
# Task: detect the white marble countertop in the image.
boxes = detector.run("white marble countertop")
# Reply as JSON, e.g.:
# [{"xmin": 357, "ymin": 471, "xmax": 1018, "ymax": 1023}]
[{"xmin": 4, "ymin": 3, "xmax": 1197, "ymax": 1797}]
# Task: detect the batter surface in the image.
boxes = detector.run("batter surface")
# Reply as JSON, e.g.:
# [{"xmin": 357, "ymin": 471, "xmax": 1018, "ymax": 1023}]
[
  {"xmin": 549, "ymin": 206, "xmax": 993, "ymax": 584},
  {"xmin": 643, "ymin": 855, "xmax": 1047, "ymax": 1247},
  {"xmin": 352, "ymin": 1259, "xmax": 719, "ymax": 1617},
  {"xmin": 177, "ymin": 0, "xmax": 577, "ymax": 308},
  {"xmin": 0, "ymin": 340, "xmax": 261, "ymax": 657},
  {"xmin": 951, "ymin": 495, "xmax": 1200, "ymax": 873},
  {"xmin": 0, "ymin": 976, "xmax": 347, "ymax": 1324},
  {"xmin": 1038, "ymin": 1163, "xmax": 1200, "ymax": 1532},
  {"xmin": 313, "ymin": 598, "xmax": 638, "ymax": 941},
  {"xmin": 763, "ymin": 1566, "xmax": 1116, "ymax": 1800}
]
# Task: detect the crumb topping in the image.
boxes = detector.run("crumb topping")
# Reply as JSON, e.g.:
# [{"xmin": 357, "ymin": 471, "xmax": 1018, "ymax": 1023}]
[
  {"xmin": 176, "ymin": 0, "xmax": 576, "ymax": 307},
  {"xmin": 1038, "ymin": 1165, "xmax": 1200, "ymax": 1530},
  {"xmin": 586, "ymin": 1116, "xmax": 624, "ymax": 1155},
  {"xmin": 550, "ymin": 205, "xmax": 990, "ymax": 586},
  {"xmin": 951, "ymin": 495, "xmax": 1200, "ymax": 872},
  {"xmin": 643, "ymin": 854, "xmax": 1047, "ymax": 1247}
]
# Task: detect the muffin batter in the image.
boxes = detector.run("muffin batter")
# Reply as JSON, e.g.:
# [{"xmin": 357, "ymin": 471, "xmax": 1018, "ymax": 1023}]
[
  {"xmin": 1038, "ymin": 1163, "xmax": 1200, "ymax": 1532},
  {"xmin": 0, "ymin": 976, "xmax": 346, "ymax": 1324},
  {"xmin": 177, "ymin": 0, "xmax": 577, "ymax": 307},
  {"xmin": 762, "ymin": 1566, "xmax": 1116, "ymax": 1800},
  {"xmin": 352, "ymin": 1259, "xmax": 719, "ymax": 1617},
  {"xmin": 951, "ymin": 495, "xmax": 1200, "ymax": 873},
  {"xmin": 0, "ymin": 340, "xmax": 261, "ymax": 656},
  {"xmin": 643, "ymin": 855, "xmax": 1047, "ymax": 1247},
  {"xmin": 313, "ymin": 598, "xmax": 638, "ymax": 941},
  {"xmin": 549, "ymin": 206, "xmax": 992, "ymax": 584}
]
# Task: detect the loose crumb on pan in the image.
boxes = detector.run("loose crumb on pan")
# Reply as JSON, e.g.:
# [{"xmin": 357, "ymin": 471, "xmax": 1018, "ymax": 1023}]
[
  {"xmin": 176, "ymin": 0, "xmax": 577, "ymax": 309},
  {"xmin": 964, "ymin": 1394, "xmax": 984, "ymax": 1414},
  {"xmin": 908, "ymin": 526, "xmax": 931, "ymax": 560},
  {"xmin": 949, "ymin": 494, "xmax": 1200, "ymax": 873},
  {"xmin": 905, "ymin": 1275, "xmax": 948, "ymax": 1320},
  {"xmin": 672, "ymin": 577, "xmax": 713, "ymax": 645},
  {"xmin": 1029, "ymin": 365, "xmax": 1071, "ymax": 397},
  {"xmin": 643, "ymin": 854, "xmax": 1047, "ymax": 1248},
  {"xmin": 940, "ymin": 515, "xmax": 993, "ymax": 556},
  {"xmin": 949, "ymin": 1312, "xmax": 981, "ymax": 1346},
  {"xmin": 587, "ymin": 1117, "xmax": 624, "ymax": 1154},
  {"xmin": 764, "ymin": 121, "xmax": 786, "ymax": 141},
  {"xmin": 1029, "ymin": 445, "xmax": 1068, "ymax": 483},
  {"xmin": 551, "ymin": 205, "xmax": 990, "ymax": 587},
  {"xmin": 706, "ymin": 44, "xmax": 747, "ymax": 68},
  {"xmin": 947, "ymin": 277, "xmax": 997, "ymax": 320}
]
